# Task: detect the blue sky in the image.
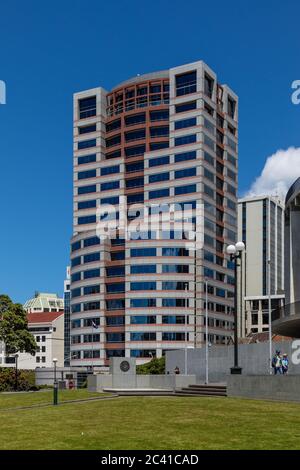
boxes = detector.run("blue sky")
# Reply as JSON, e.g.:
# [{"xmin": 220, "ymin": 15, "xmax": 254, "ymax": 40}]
[{"xmin": 0, "ymin": 0, "xmax": 299, "ymax": 303}]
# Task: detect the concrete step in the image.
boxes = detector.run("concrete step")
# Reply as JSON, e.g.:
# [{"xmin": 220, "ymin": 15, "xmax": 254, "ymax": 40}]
[
  {"xmin": 186, "ymin": 384, "xmax": 227, "ymax": 391},
  {"xmin": 175, "ymin": 383, "xmax": 227, "ymax": 397},
  {"xmin": 103, "ymin": 388, "xmax": 174, "ymax": 397},
  {"xmin": 175, "ymin": 390, "xmax": 227, "ymax": 398},
  {"xmin": 182, "ymin": 386, "xmax": 227, "ymax": 394},
  {"xmin": 176, "ymin": 389, "xmax": 227, "ymax": 396}
]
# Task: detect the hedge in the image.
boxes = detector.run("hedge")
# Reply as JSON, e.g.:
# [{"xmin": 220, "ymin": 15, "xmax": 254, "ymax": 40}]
[{"xmin": 0, "ymin": 368, "xmax": 36, "ymax": 392}]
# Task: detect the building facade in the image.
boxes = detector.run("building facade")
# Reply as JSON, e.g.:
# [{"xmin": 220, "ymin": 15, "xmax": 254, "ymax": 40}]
[
  {"xmin": 70, "ymin": 61, "xmax": 238, "ymax": 367},
  {"xmin": 18, "ymin": 311, "xmax": 64, "ymax": 369},
  {"xmin": 237, "ymin": 196, "xmax": 285, "ymax": 337},
  {"xmin": 64, "ymin": 267, "xmax": 71, "ymax": 366},
  {"xmin": 273, "ymin": 178, "xmax": 300, "ymax": 337},
  {"xmin": 0, "ymin": 292, "xmax": 65, "ymax": 369}
]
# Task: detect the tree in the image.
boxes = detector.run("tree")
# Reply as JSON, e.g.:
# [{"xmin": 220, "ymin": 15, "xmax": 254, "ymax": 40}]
[
  {"xmin": 0, "ymin": 295, "xmax": 37, "ymax": 355},
  {"xmin": 136, "ymin": 357, "xmax": 165, "ymax": 375}
]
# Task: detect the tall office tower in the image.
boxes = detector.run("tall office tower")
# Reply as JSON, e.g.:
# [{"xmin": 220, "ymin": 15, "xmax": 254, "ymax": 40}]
[
  {"xmin": 70, "ymin": 61, "xmax": 238, "ymax": 367},
  {"xmin": 64, "ymin": 267, "xmax": 71, "ymax": 366},
  {"xmin": 237, "ymin": 195, "xmax": 285, "ymax": 337}
]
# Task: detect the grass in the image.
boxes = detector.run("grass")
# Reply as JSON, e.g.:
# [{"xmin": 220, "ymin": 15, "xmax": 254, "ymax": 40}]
[
  {"xmin": 1, "ymin": 393, "xmax": 300, "ymax": 449},
  {"xmin": 0, "ymin": 389, "xmax": 105, "ymax": 409}
]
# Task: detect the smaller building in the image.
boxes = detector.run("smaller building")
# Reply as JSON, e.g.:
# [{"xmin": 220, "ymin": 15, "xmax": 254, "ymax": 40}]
[
  {"xmin": 24, "ymin": 292, "xmax": 64, "ymax": 313},
  {"xmin": 0, "ymin": 292, "xmax": 64, "ymax": 369},
  {"xmin": 19, "ymin": 311, "xmax": 64, "ymax": 369},
  {"xmin": 237, "ymin": 195, "xmax": 285, "ymax": 337}
]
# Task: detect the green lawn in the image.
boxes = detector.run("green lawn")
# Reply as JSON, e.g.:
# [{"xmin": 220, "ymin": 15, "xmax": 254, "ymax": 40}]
[
  {"xmin": 0, "ymin": 393, "xmax": 300, "ymax": 449},
  {"xmin": 0, "ymin": 389, "xmax": 104, "ymax": 409}
]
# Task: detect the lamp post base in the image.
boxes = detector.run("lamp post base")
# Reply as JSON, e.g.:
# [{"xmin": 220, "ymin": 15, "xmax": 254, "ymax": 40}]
[{"xmin": 230, "ymin": 366, "xmax": 242, "ymax": 375}]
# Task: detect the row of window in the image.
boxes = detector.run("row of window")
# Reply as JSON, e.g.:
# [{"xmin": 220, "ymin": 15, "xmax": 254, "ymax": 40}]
[
  {"xmin": 76, "ymin": 149, "xmax": 236, "ymax": 170},
  {"xmin": 73, "ymin": 264, "xmax": 190, "ymax": 279},
  {"xmin": 106, "ymin": 110, "xmax": 169, "ymax": 132},
  {"xmin": 72, "ymin": 332, "xmax": 188, "ymax": 343}
]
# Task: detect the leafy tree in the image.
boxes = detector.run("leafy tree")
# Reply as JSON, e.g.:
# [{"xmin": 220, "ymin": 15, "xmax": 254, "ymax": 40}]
[
  {"xmin": 136, "ymin": 357, "xmax": 165, "ymax": 375},
  {"xmin": 0, "ymin": 295, "xmax": 37, "ymax": 355}
]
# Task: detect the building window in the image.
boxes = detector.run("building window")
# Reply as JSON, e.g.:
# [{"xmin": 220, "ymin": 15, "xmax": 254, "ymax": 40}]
[
  {"xmin": 78, "ymin": 154, "xmax": 96, "ymax": 165},
  {"xmin": 126, "ymin": 161, "xmax": 144, "ymax": 173},
  {"xmin": 106, "ymin": 150, "xmax": 121, "ymax": 159},
  {"xmin": 83, "ymin": 252, "xmax": 100, "ymax": 263},
  {"xmin": 78, "ymin": 124, "xmax": 96, "ymax": 135},
  {"xmin": 150, "ymin": 126, "xmax": 169, "ymax": 138},
  {"xmin": 162, "ymin": 281, "xmax": 188, "ymax": 290},
  {"xmin": 125, "ymin": 145, "xmax": 146, "ymax": 158},
  {"xmin": 130, "ymin": 265, "xmax": 156, "ymax": 274},
  {"xmin": 175, "ymin": 168, "xmax": 196, "ymax": 179},
  {"xmin": 162, "ymin": 247, "xmax": 189, "ymax": 256},
  {"xmin": 149, "ymin": 188, "xmax": 170, "ymax": 199},
  {"xmin": 130, "ymin": 298, "xmax": 156, "ymax": 308},
  {"xmin": 106, "ymin": 333, "xmax": 125, "ymax": 343},
  {"xmin": 162, "ymin": 264, "xmax": 189, "ymax": 273},
  {"xmin": 106, "ymin": 283, "xmax": 125, "ymax": 293},
  {"xmin": 79, "ymin": 96, "xmax": 96, "ymax": 119},
  {"xmin": 228, "ymin": 97, "xmax": 236, "ymax": 120},
  {"xmin": 150, "ymin": 110, "xmax": 169, "ymax": 121},
  {"xmin": 78, "ymin": 169, "xmax": 96, "ymax": 180},
  {"xmin": 83, "ymin": 285, "xmax": 100, "ymax": 295},
  {"xmin": 125, "ymin": 129, "xmax": 146, "ymax": 142},
  {"xmin": 149, "ymin": 155, "xmax": 170, "ymax": 167},
  {"xmin": 78, "ymin": 200, "xmax": 96, "ymax": 210},
  {"xmin": 106, "ymin": 135, "xmax": 121, "ymax": 148},
  {"xmin": 162, "ymin": 332, "xmax": 185, "ymax": 341},
  {"xmin": 150, "ymin": 142, "xmax": 169, "ymax": 151},
  {"xmin": 130, "ymin": 332, "xmax": 156, "ymax": 341},
  {"xmin": 125, "ymin": 113, "xmax": 146, "ymax": 126},
  {"xmin": 130, "ymin": 350, "xmax": 156, "ymax": 358},
  {"xmin": 130, "ymin": 282, "xmax": 156, "ymax": 291},
  {"xmin": 175, "ymin": 117, "xmax": 197, "ymax": 130},
  {"xmin": 78, "ymin": 139, "xmax": 96, "ymax": 150},
  {"xmin": 83, "ymin": 302, "xmax": 100, "ymax": 311},
  {"xmin": 78, "ymin": 215, "xmax": 96, "ymax": 225},
  {"xmin": 204, "ymin": 74, "xmax": 214, "ymax": 99},
  {"xmin": 176, "ymin": 71, "xmax": 197, "ymax": 96},
  {"xmin": 162, "ymin": 315, "xmax": 187, "ymax": 324},
  {"xmin": 101, "ymin": 181, "xmax": 120, "ymax": 191},
  {"xmin": 106, "ymin": 266, "xmax": 125, "ymax": 277},
  {"xmin": 130, "ymin": 316, "xmax": 156, "ymax": 324},
  {"xmin": 175, "ymin": 134, "xmax": 196, "ymax": 146},
  {"xmin": 106, "ymin": 299, "xmax": 125, "ymax": 310},
  {"xmin": 101, "ymin": 165, "xmax": 120, "ymax": 176},
  {"xmin": 106, "ymin": 119, "xmax": 121, "ymax": 132},
  {"xmin": 175, "ymin": 101, "xmax": 197, "ymax": 114},
  {"xmin": 174, "ymin": 184, "xmax": 196, "ymax": 195},
  {"xmin": 78, "ymin": 185, "xmax": 96, "ymax": 195},
  {"xmin": 149, "ymin": 172, "xmax": 170, "ymax": 184}
]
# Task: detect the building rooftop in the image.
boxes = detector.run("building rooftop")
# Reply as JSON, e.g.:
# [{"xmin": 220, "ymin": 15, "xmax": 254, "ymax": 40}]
[
  {"xmin": 27, "ymin": 311, "xmax": 63, "ymax": 324},
  {"xmin": 24, "ymin": 292, "xmax": 64, "ymax": 313}
]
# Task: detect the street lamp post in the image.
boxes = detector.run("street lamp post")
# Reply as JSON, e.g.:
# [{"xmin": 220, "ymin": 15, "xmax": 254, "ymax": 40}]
[
  {"xmin": 53, "ymin": 358, "xmax": 58, "ymax": 405},
  {"xmin": 226, "ymin": 241, "xmax": 245, "ymax": 375}
]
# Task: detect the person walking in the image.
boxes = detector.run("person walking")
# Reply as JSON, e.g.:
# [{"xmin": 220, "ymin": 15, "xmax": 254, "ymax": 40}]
[
  {"xmin": 272, "ymin": 350, "xmax": 282, "ymax": 375},
  {"xmin": 282, "ymin": 353, "xmax": 289, "ymax": 375}
]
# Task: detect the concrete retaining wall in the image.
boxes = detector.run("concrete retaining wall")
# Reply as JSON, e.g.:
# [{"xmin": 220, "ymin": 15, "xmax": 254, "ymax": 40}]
[
  {"xmin": 166, "ymin": 341, "xmax": 300, "ymax": 383},
  {"xmin": 228, "ymin": 375, "xmax": 300, "ymax": 402},
  {"xmin": 88, "ymin": 374, "xmax": 198, "ymax": 391}
]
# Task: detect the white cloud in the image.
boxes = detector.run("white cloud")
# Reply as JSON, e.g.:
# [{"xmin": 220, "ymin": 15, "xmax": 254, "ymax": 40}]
[{"xmin": 246, "ymin": 147, "xmax": 300, "ymax": 200}]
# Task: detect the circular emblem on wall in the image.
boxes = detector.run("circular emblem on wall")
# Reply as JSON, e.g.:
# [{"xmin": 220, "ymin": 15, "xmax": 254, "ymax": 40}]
[{"xmin": 120, "ymin": 360, "xmax": 130, "ymax": 372}]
